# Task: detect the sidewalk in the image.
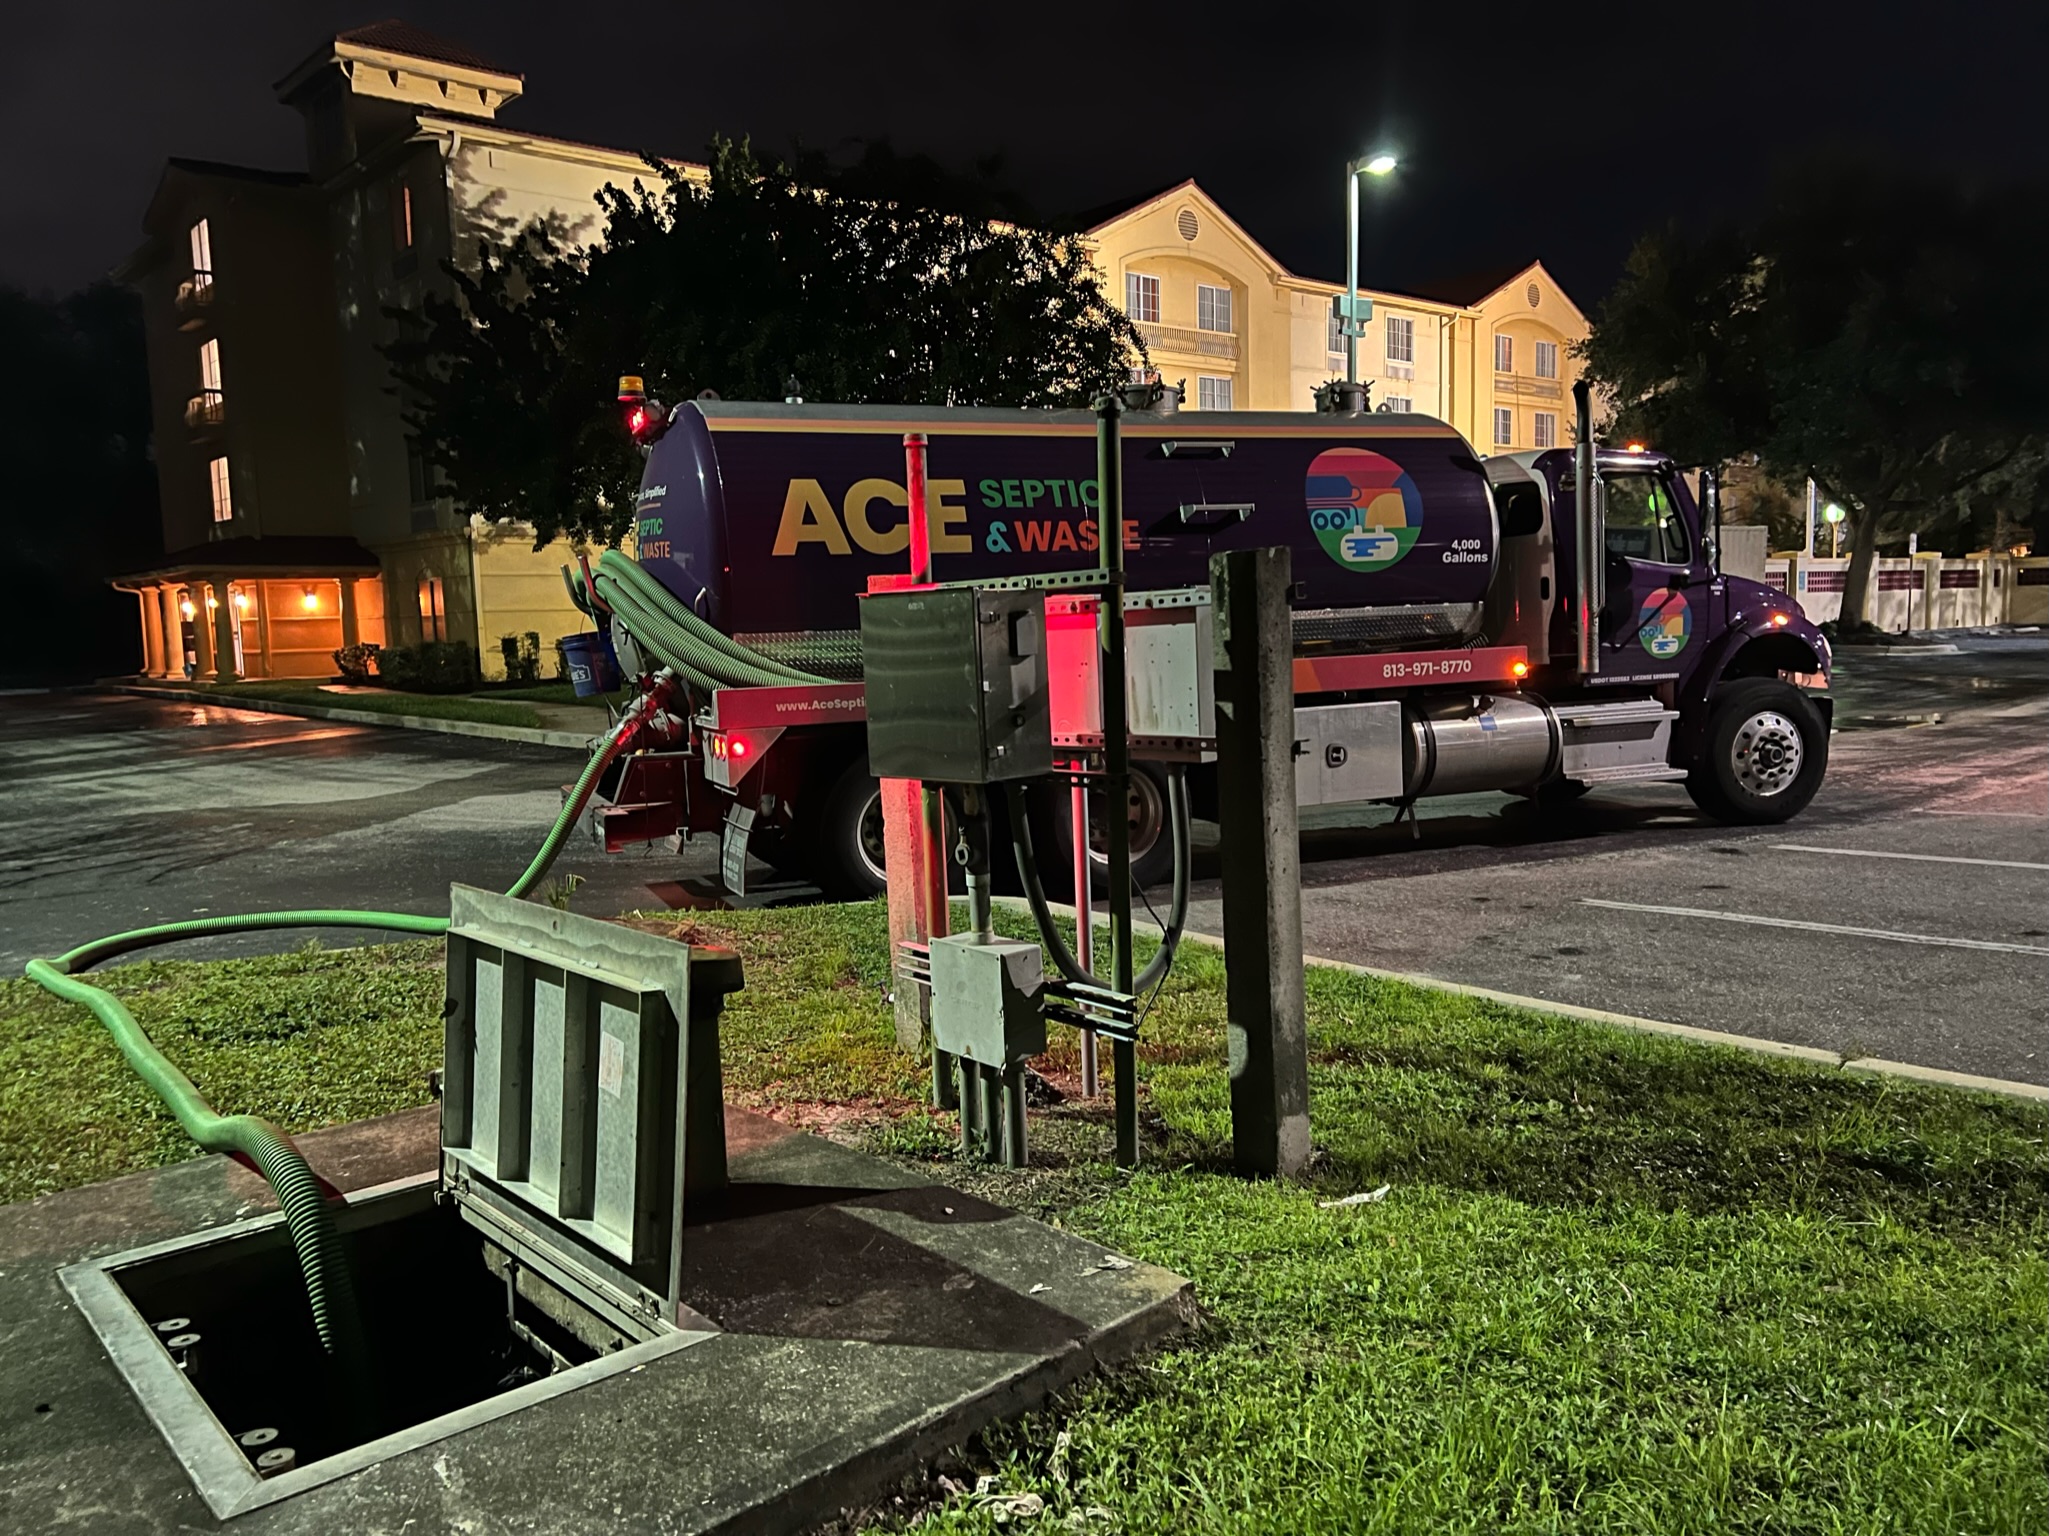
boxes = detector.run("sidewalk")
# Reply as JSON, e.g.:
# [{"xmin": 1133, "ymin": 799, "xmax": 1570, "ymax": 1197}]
[{"xmin": 107, "ymin": 679, "xmax": 608, "ymax": 751}]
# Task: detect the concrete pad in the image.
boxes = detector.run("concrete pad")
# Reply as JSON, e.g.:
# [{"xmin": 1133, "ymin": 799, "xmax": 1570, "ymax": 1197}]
[{"xmin": 0, "ymin": 1107, "xmax": 1190, "ymax": 1533}]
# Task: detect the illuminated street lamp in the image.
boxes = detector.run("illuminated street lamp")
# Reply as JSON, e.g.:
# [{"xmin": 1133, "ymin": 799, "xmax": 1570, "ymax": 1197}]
[
  {"xmin": 1344, "ymin": 153, "xmax": 1398, "ymax": 386},
  {"xmin": 1824, "ymin": 502, "xmax": 1846, "ymax": 559}
]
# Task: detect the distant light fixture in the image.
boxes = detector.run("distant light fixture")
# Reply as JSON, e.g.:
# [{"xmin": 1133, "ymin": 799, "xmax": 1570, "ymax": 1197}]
[
  {"xmin": 233, "ymin": 591, "xmax": 251, "ymax": 612},
  {"xmin": 1360, "ymin": 154, "xmax": 1398, "ymax": 176},
  {"xmin": 1823, "ymin": 503, "xmax": 1847, "ymax": 524},
  {"xmin": 180, "ymin": 599, "xmax": 196, "ymax": 620},
  {"xmin": 205, "ymin": 593, "xmax": 218, "ymax": 610},
  {"xmin": 301, "ymin": 586, "xmax": 320, "ymax": 612}
]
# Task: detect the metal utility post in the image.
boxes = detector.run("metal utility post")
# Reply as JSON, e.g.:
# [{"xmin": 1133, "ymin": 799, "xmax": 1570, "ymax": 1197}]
[
  {"xmin": 1071, "ymin": 782, "xmax": 1098, "ymax": 1098},
  {"xmin": 1211, "ymin": 547, "xmax": 1311, "ymax": 1179},
  {"xmin": 1344, "ymin": 169, "xmax": 1360, "ymax": 387},
  {"xmin": 1095, "ymin": 395, "xmax": 1139, "ymax": 1167},
  {"xmin": 1572, "ymin": 379, "xmax": 1602, "ymax": 676},
  {"xmin": 901, "ymin": 431, "xmax": 956, "ymax": 1107}
]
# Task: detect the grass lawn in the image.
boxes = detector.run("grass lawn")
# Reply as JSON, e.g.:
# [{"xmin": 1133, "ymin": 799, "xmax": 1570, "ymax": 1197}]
[
  {"xmin": 476, "ymin": 681, "xmax": 622, "ymax": 707},
  {"xmin": 183, "ymin": 679, "xmax": 544, "ymax": 730},
  {"xmin": 3, "ymin": 904, "xmax": 2043, "ymax": 1533}
]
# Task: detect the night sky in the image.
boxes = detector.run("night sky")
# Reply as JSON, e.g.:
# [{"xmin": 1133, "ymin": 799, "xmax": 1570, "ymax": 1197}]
[{"xmin": 6, "ymin": 2, "xmax": 2043, "ymax": 308}]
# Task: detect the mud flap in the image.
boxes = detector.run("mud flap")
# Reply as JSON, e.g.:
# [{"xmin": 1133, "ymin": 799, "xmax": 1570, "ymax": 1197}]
[{"xmin": 720, "ymin": 802, "xmax": 756, "ymax": 897}]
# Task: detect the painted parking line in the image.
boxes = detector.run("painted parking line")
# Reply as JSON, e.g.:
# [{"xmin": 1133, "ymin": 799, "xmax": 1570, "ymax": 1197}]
[
  {"xmin": 1772, "ymin": 844, "xmax": 2049, "ymax": 872},
  {"xmin": 1579, "ymin": 900, "xmax": 2049, "ymax": 956}
]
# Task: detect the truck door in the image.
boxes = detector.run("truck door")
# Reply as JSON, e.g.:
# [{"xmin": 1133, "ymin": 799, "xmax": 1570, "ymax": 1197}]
[{"xmin": 1595, "ymin": 467, "xmax": 1707, "ymax": 683}]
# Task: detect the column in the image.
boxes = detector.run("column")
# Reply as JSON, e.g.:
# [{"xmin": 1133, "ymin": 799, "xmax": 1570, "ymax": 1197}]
[
  {"xmin": 134, "ymin": 588, "xmax": 163, "ymax": 679},
  {"xmin": 188, "ymin": 584, "xmax": 214, "ymax": 678},
  {"xmin": 162, "ymin": 585, "xmax": 189, "ymax": 677},
  {"xmin": 339, "ymin": 577, "xmax": 360, "ymax": 648},
  {"xmin": 209, "ymin": 575, "xmax": 238, "ymax": 684}
]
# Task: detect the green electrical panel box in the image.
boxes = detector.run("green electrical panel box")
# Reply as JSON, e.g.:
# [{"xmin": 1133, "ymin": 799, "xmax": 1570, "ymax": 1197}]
[
  {"xmin": 929, "ymin": 934, "xmax": 1047, "ymax": 1069},
  {"xmin": 859, "ymin": 586, "xmax": 1052, "ymax": 783}
]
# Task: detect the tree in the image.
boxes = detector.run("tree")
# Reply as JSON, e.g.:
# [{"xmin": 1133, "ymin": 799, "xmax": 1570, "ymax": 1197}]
[
  {"xmin": 1583, "ymin": 159, "xmax": 2049, "ymax": 629},
  {"xmin": 387, "ymin": 139, "xmax": 1146, "ymax": 546}
]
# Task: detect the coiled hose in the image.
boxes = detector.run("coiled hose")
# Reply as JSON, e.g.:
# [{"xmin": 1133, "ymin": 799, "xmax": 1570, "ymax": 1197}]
[
  {"xmin": 566, "ymin": 548, "xmax": 832, "ymax": 694},
  {"xmin": 21, "ymin": 682, "xmax": 661, "ymax": 1379}
]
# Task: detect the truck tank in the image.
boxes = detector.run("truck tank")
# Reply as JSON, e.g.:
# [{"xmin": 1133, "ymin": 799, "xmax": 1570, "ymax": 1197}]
[{"xmin": 631, "ymin": 401, "xmax": 1500, "ymax": 674}]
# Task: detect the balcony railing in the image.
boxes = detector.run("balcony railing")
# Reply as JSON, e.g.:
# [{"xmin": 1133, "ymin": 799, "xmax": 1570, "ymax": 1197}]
[
  {"xmin": 184, "ymin": 391, "xmax": 225, "ymax": 431},
  {"xmin": 1135, "ymin": 321, "xmax": 1240, "ymax": 362},
  {"xmin": 1494, "ymin": 374, "xmax": 1563, "ymax": 402},
  {"xmin": 175, "ymin": 275, "xmax": 215, "ymax": 329}
]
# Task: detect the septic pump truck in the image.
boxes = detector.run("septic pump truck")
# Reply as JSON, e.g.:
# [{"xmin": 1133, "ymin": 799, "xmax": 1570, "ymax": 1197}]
[{"xmin": 573, "ymin": 378, "xmax": 1832, "ymax": 896}]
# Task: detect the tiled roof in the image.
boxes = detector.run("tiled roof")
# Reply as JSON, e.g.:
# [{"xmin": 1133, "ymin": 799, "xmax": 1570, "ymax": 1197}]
[{"xmin": 334, "ymin": 20, "xmax": 514, "ymax": 76}]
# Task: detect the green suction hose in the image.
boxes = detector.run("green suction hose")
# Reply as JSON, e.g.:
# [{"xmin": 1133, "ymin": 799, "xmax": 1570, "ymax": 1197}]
[{"xmin": 22, "ymin": 682, "xmax": 660, "ymax": 1373}]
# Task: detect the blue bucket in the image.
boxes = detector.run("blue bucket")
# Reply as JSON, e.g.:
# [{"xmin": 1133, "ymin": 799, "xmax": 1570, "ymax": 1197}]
[{"xmin": 559, "ymin": 631, "xmax": 621, "ymax": 697}]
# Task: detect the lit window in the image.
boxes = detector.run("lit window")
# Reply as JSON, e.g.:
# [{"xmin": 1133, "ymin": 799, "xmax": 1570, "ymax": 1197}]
[
  {"xmin": 1494, "ymin": 334, "xmax": 1514, "ymax": 373},
  {"xmin": 1534, "ymin": 340, "xmax": 1559, "ymax": 379},
  {"xmin": 1197, "ymin": 376, "xmax": 1234, "ymax": 411},
  {"xmin": 1196, "ymin": 283, "xmax": 1233, "ymax": 333},
  {"xmin": 1533, "ymin": 412, "xmax": 1557, "ymax": 448},
  {"xmin": 1385, "ymin": 316, "xmax": 1414, "ymax": 364},
  {"xmin": 198, "ymin": 338, "xmax": 223, "ymax": 407},
  {"xmin": 1382, "ymin": 395, "xmax": 1412, "ymax": 414},
  {"xmin": 189, "ymin": 219, "xmax": 213, "ymax": 289},
  {"xmin": 208, "ymin": 456, "xmax": 233, "ymax": 522},
  {"xmin": 1493, "ymin": 408, "xmax": 1513, "ymax": 447},
  {"xmin": 418, "ymin": 576, "xmax": 445, "ymax": 642},
  {"xmin": 1125, "ymin": 272, "xmax": 1160, "ymax": 324},
  {"xmin": 393, "ymin": 181, "xmax": 415, "ymax": 251}
]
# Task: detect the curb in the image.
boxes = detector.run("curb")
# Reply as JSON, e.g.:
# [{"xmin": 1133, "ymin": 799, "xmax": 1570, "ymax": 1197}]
[
  {"xmin": 103, "ymin": 684, "xmax": 600, "ymax": 752},
  {"xmin": 993, "ymin": 896, "xmax": 2049, "ymax": 1105}
]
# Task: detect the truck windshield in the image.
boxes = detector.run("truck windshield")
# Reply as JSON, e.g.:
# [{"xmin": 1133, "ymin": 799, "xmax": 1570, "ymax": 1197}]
[{"xmin": 1603, "ymin": 473, "xmax": 1691, "ymax": 566}]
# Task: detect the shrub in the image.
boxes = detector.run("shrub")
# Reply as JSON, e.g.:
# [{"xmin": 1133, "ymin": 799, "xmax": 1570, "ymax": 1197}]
[
  {"xmin": 332, "ymin": 642, "xmax": 381, "ymax": 683},
  {"xmin": 498, "ymin": 631, "xmax": 542, "ymax": 685},
  {"xmin": 373, "ymin": 641, "xmax": 480, "ymax": 693}
]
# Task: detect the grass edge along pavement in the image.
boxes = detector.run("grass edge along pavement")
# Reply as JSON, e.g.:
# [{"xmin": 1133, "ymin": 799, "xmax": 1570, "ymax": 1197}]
[{"xmin": 2, "ymin": 905, "xmax": 2043, "ymax": 1534}]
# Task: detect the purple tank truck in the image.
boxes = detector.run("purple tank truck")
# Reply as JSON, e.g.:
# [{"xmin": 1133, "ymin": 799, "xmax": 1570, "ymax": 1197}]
[{"xmin": 618, "ymin": 395, "xmax": 1831, "ymax": 897}]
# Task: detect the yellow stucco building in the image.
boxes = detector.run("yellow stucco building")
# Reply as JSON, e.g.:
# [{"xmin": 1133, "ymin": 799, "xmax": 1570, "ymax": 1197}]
[
  {"xmin": 1083, "ymin": 180, "xmax": 1587, "ymax": 449},
  {"xmin": 114, "ymin": 25, "xmax": 1587, "ymax": 685}
]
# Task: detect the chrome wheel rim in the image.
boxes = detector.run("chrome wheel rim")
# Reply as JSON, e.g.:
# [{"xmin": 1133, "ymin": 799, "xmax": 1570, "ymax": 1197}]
[
  {"xmin": 856, "ymin": 788, "xmax": 887, "ymax": 882},
  {"xmin": 1732, "ymin": 710, "xmax": 1804, "ymax": 798},
  {"xmin": 1087, "ymin": 773, "xmax": 1167, "ymax": 866}
]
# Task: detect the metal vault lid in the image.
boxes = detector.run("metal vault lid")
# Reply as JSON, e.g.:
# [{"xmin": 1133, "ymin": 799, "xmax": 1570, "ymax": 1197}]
[{"xmin": 439, "ymin": 885, "xmax": 740, "ymax": 1337}]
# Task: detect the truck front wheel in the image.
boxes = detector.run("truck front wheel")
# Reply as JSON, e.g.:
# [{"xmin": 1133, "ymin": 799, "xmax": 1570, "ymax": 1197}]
[{"xmin": 1686, "ymin": 679, "xmax": 1828, "ymax": 824}]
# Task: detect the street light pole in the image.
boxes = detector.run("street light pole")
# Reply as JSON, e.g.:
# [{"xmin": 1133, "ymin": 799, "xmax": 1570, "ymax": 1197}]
[
  {"xmin": 1345, "ymin": 166, "xmax": 1360, "ymax": 386},
  {"xmin": 1343, "ymin": 154, "xmax": 1397, "ymax": 390}
]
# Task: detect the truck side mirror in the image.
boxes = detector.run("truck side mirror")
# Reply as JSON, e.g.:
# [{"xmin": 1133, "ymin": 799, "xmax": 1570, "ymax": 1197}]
[{"xmin": 1494, "ymin": 485, "xmax": 1543, "ymax": 538}]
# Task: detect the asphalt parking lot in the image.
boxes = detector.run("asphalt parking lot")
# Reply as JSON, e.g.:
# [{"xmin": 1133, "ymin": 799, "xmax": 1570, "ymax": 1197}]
[{"xmin": 2, "ymin": 633, "xmax": 2042, "ymax": 1086}]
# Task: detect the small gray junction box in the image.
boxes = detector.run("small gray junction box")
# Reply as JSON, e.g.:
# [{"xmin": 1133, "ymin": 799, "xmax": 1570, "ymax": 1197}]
[
  {"xmin": 860, "ymin": 586, "xmax": 1052, "ymax": 783},
  {"xmin": 928, "ymin": 934, "xmax": 1047, "ymax": 1069}
]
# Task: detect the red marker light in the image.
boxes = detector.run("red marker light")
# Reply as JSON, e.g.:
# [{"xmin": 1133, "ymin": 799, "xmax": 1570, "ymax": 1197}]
[
  {"xmin": 729, "ymin": 737, "xmax": 749, "ymax": 759},
  {"xmin": 1770, "ymin": 612, "xmax": 1790, "ymax": 627},
  {"xmin": 1510, "ymin": 659, "xmax": 1530, "ymax": 679}
]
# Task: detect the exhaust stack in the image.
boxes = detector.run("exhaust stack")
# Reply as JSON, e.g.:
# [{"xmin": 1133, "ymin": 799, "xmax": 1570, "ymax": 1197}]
[{"xmin": 1572, "ymin": 379, "xmax": 1602, "ymax": 676}]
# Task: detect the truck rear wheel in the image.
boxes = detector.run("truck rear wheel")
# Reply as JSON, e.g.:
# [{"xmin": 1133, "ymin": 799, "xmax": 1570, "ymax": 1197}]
[
  {"xmin": 812, "ymin": 760, "xmax": 888, "ymax": 899},
  {"xmin": 1037, "ymin": 764, "xmax": 1176, "ymax": 896},
  {"xmin": 1687, "ymin": 679, "xmax": 1828, "ymax": 824}
]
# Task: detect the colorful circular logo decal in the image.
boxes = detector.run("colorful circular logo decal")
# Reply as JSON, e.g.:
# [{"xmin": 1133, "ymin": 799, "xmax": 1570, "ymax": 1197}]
[
  {"xmin": 1637, "ymin": 588, "xmax": 1692, "ymax": 658},
  {"xmin": 1304, "ymin": 447, "xmax": 1423, "ymax": 573}
]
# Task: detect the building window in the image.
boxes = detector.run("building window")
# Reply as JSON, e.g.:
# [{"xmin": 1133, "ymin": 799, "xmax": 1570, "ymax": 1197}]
[
  {"xmin": 1197, "ymin": 375, "xmax": 1234, "ymax": 411},
  {"xmin": 208, "ymin": 455, "xmax": 233, "ymax": 522},
  {"xmin": 1534, "ymin": 340, "xmax": 1558, "ymax": 379},
  {"xmin": 1494, "ymin": 333, "xmax": 1514, "ymax": 373},
  {"xmin": 1533, "ymin": 412, "xmax": 1557, "ymax": 448},
  {"xmin": 1385, "ymin": 316, "xmax": 1414, "ymax": 364},
  {"xmin": 407, "ymin": 439, "xmax": 432, "ymax": 505},
  {"xmin": 393, "ymin": 182, "xmax": 414, "ymax": 250},
  {"xmin": 418, "ymin": 576, "xmax": 445, "ymax": 642},
  {"xmin": 1126, "ymin": 272, "xmax": 1160, "ymax": 324},
  {"xmin": 1382, "ymin": 395, "xmax": 1412, "ymax": 415},
  {"xmin": 197, "ymin": 338, "xmax": 223, "ymax": 407},
  {"xmin": 1493, "ymin": 408, "xmax": 1513, "ymax": 447},
  {"xmin": 1196, "ymin": 283, "xmax": 1233, "ymax": 333},
  {"xmin": 188, "ymin": 219, "xmax": 214, "ymax": 290}
]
